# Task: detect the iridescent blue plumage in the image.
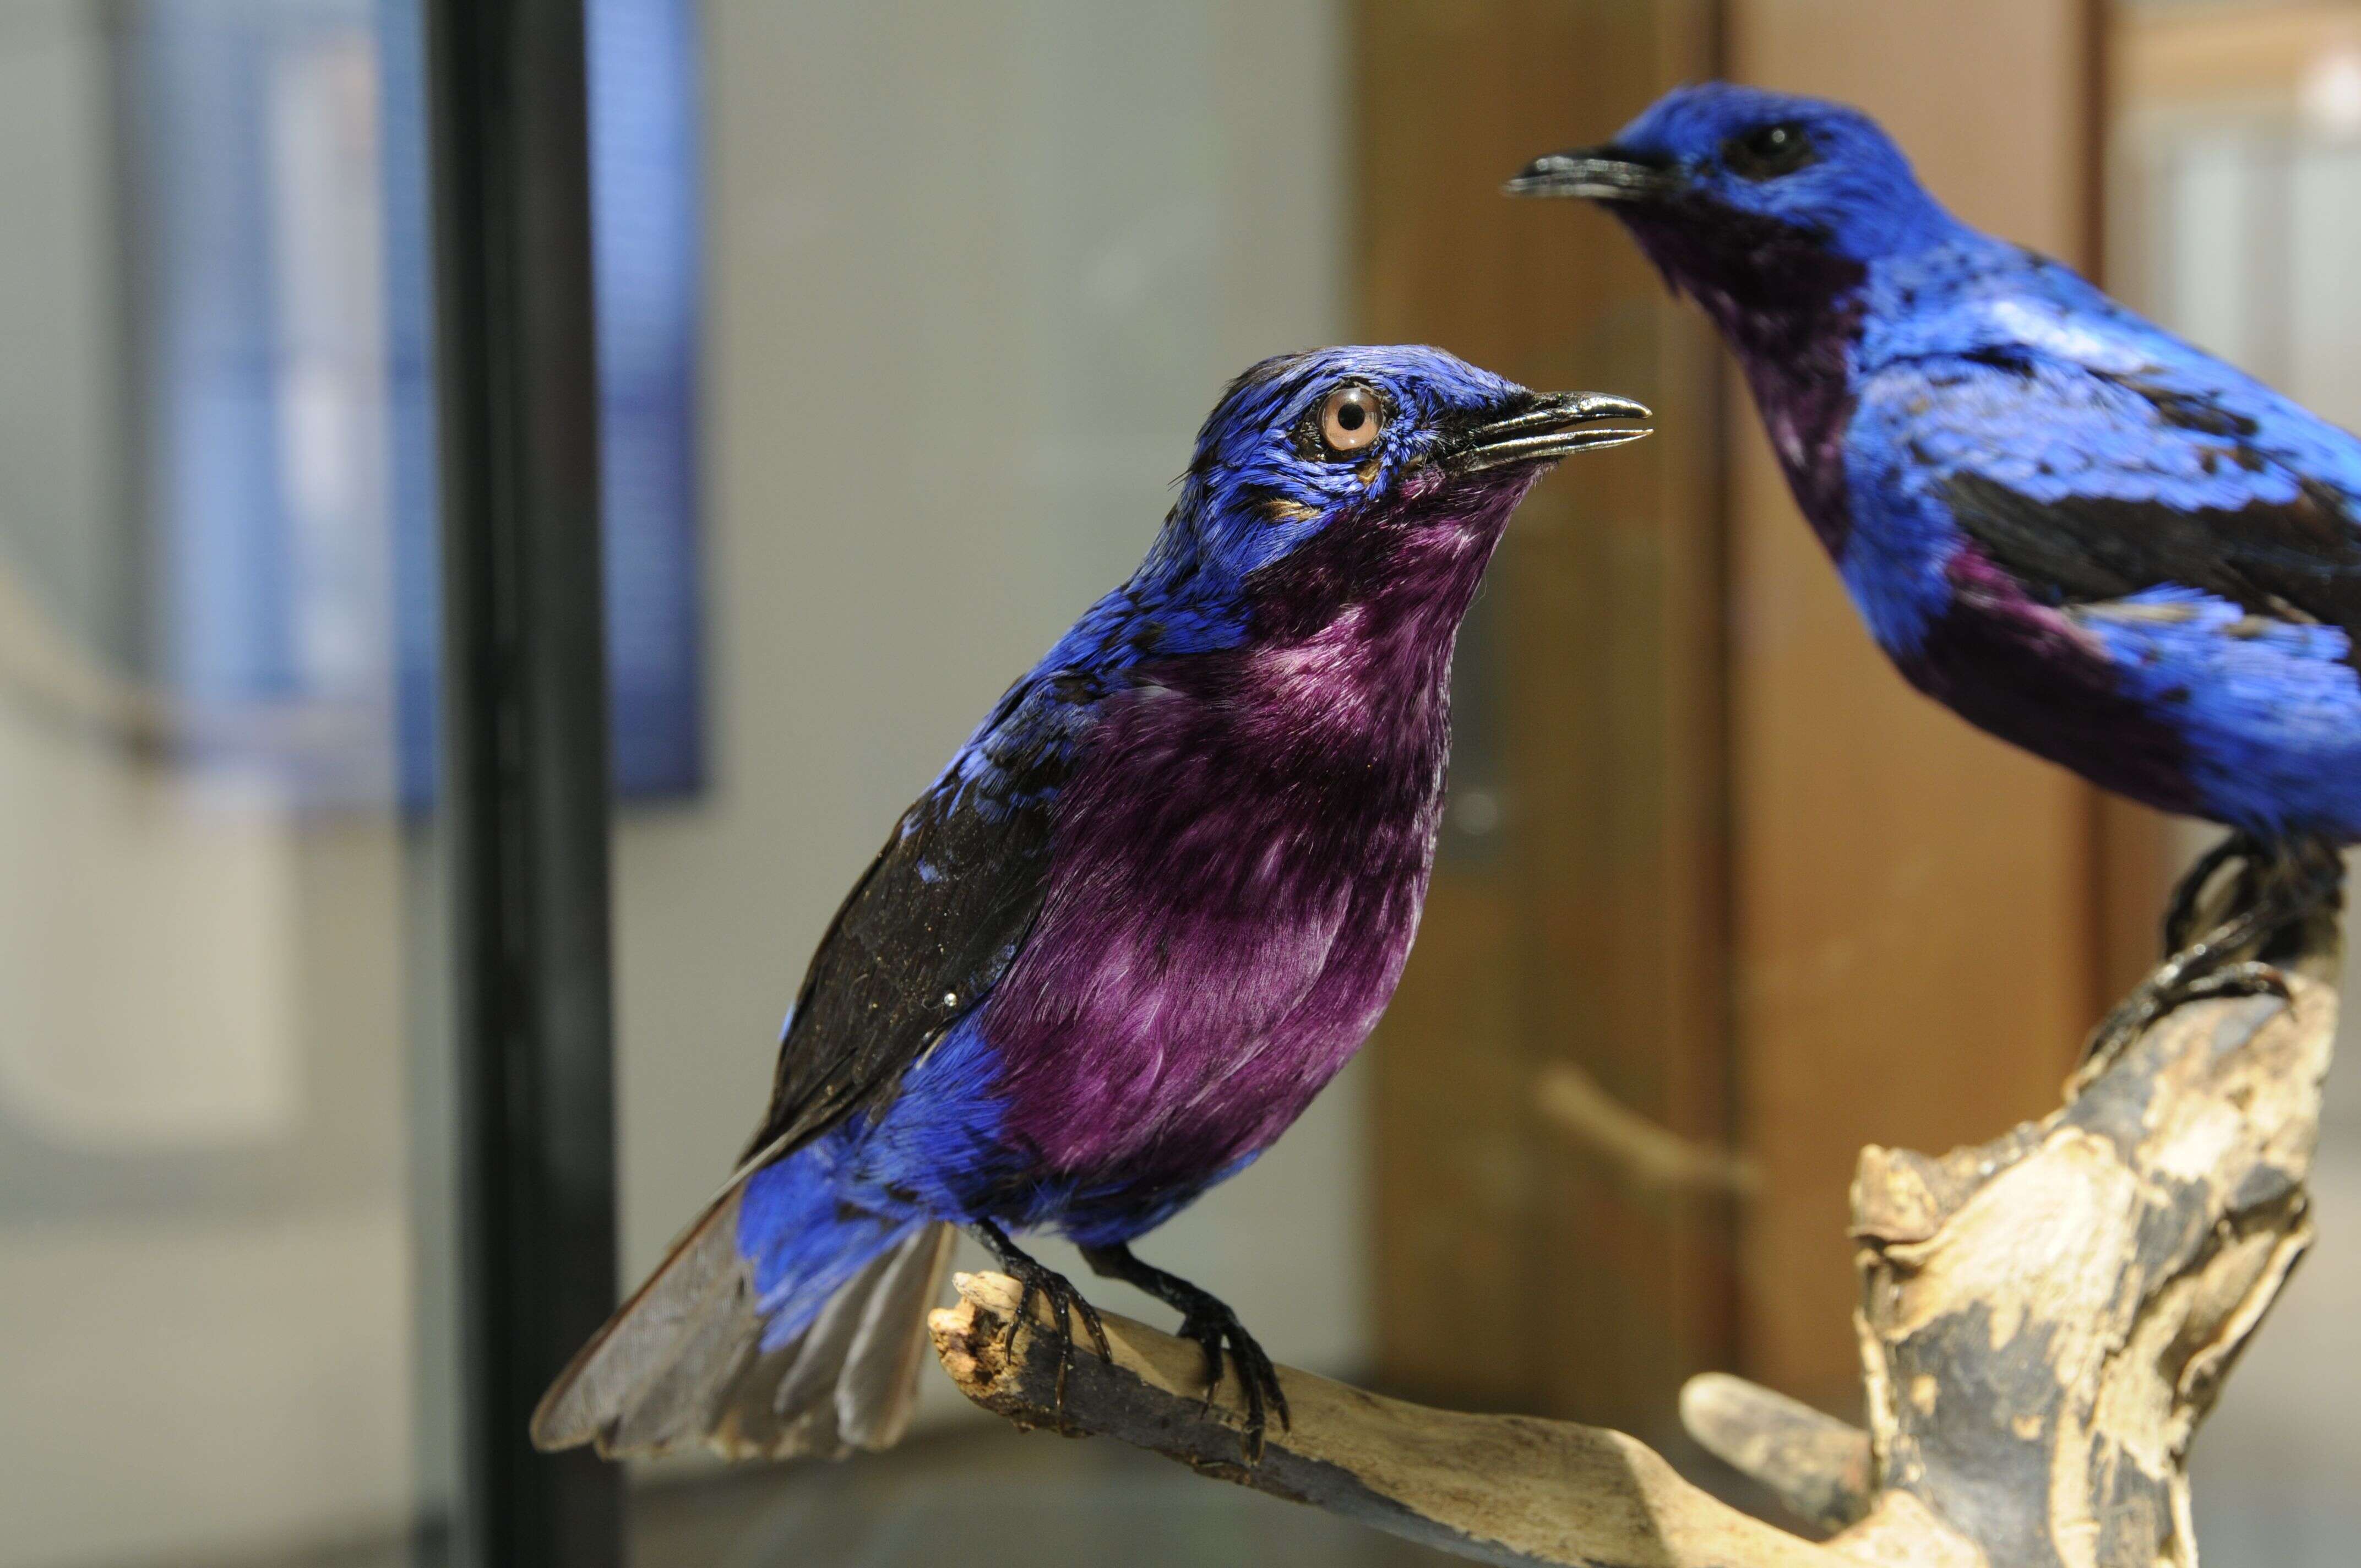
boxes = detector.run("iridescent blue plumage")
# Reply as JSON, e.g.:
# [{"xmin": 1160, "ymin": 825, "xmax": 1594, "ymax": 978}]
[
  {"xmin": 531, "ymin": 345, "xmax": 1650, "ymax": 1463},
  {"xmin": 1515, "ymin": 84, "xmax": 2361, "ymax": 845}
]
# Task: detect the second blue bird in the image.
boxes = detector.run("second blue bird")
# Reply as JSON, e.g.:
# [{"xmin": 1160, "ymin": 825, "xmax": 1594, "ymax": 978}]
[{"xmin": 1513, "ymin": 84, "xmax": 2353, "ymax": 1056}]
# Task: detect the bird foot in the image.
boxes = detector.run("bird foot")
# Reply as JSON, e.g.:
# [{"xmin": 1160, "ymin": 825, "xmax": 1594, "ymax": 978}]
[
  {"xmin": 2080, "ymin": 831, "xmax": 2338, "ymax": 1098},
  {"xmin": 972, "ymin": 1222, "xmax": 1111, "ymax": 1429},
  {"xmin": 2070, "ymin": 959, "xmax": 2291, "ymax": 1098},
  {"xmin": 2159, "ymin": 831, "xmax": 2262, "ymax": 957},
  {"xmin": 2159, "ymin": 831, "xmax": 2344, "ymax": 961},
  {"xmin": 1075, "ymin": 1240, "xmax": 1288, "ymax": 1462},
  {"xmin": 1174, "ymin": 1292, "xmax": 1290, "ymax": 1463}
]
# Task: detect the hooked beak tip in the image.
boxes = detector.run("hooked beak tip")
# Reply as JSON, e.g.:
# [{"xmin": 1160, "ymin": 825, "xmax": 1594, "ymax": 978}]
[
  {"xmin": 1571, "ymin": 392, "xmax": 1653, "ymax": 423},
  {"xmin": 1449, "ymin": 391, "xmax": 1655, "ymax": 475}
]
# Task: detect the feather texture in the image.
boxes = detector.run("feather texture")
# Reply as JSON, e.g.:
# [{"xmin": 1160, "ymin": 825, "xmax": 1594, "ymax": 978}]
[{"xmin": 530, "ymin": 1168, "xmax": 953, "ymax": 1461}]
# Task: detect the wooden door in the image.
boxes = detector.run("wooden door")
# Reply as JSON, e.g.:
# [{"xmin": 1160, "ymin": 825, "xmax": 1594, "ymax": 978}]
[
  {"xmin": 1360, "ymin": 0, "xmax": 2170, "ymax": 1432},
  {"xmin": 1357, "ymin": 0, "xmax": 1736, "ymax": 1446}
]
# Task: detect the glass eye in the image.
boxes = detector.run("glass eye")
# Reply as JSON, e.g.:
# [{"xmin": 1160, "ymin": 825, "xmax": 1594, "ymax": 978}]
[
  {"xmin": 1722, "ymin": 121, "xmax": 1816, "ymax": 180},
  {"xmin": 1318, "ymin": 384, "xmax": 1384, "ymax": 455}
]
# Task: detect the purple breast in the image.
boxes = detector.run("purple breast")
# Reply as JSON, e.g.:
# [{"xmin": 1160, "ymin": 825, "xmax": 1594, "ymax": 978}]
[{"xmin": 977, "ymin": 502, "xmax": 1515, "ymax": 1187}]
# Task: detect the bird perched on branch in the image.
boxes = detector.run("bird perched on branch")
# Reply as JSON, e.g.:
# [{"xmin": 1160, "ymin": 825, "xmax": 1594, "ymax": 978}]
[
  {"xmin": 531, "ymin": 347, "xmax": 1650, "ymax": 1463},
  {"xmin": 1511, "ymin": 83, "xmax": 2353, "ymax": 1065}
]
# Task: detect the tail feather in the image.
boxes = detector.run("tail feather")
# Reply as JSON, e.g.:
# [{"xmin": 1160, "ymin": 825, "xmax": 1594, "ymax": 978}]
[
  {"xmin": 837, "ymin": 1222, "xmax": 957, "ymax": 1447},
  {"xmin": 530, "ymin": 1170, "xmax": 954, "ymax": 1462}
]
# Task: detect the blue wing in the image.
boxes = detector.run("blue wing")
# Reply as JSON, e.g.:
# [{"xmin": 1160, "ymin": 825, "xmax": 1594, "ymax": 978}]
[
  {"xmin": 531, "ymin": 655, "xmax": 1124, "ymax": 1461},
  {"xmin": 736, "ymin": 552, "xmax": 1237, "ymax": 1164},
  {"xmin": 1852, "ymin": 283, "xmax": 2361, "ymax": 651},
  {"xmin": 1846, "ymin": 286, "xmax": 2361, "ymax": 835}
]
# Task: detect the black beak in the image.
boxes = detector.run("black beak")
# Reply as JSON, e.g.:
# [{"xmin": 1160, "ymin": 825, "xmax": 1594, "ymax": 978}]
[
  {"xmin": 1446, "ymin": 391, "xmax": 1653, "ymax": 475},
  {"xmin": 1503, "ymin": 144, "xmax": 1684, "ymax": 202}
]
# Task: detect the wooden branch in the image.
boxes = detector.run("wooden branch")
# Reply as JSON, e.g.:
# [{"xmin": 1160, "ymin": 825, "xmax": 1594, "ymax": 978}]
[
  {"xmin": 929, "ymin": 914, "xmax": 2337, "ymax": 1568},
  {"xmin": 1842, "ymin": 954, "xmax": 2333, "ymax": 1565},
  {"xmin": 1679, "ymin": 1371, "xmax": 1872, "ymax": 1532},
  {"xmin": 1535, "ymin": 1061, "xmax": 1762, "ymax": 1199},
  {"xmin": 929, "ymin": 1270, "xmax": 1835, "ymax": 1568}
]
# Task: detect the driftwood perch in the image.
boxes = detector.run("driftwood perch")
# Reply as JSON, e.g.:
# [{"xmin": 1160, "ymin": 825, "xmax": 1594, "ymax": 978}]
[{"xmin": 928, "ymin": 914, "xmax": 2337, "ymax": 1566}]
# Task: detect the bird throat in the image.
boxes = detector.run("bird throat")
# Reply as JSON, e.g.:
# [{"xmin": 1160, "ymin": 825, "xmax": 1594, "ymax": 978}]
[
  {"xmin": 1622, "ymin": 204, "xmax": 1869, "ymax": 553},
  {"xmin": 1228, "ymin": 475, "xmax": 1529, "ymax": 763}
]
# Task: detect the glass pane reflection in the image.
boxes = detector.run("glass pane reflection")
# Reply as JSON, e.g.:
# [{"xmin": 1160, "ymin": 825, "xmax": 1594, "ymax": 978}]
[{"xmin": 0, "ymin": 3, "xmax": 440, "ymax": 1565}]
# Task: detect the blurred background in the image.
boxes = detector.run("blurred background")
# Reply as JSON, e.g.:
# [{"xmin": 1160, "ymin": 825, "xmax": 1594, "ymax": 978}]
[{"xmin": 0, "ymin": 1, "xmax": 2356, "ymax": 1565}]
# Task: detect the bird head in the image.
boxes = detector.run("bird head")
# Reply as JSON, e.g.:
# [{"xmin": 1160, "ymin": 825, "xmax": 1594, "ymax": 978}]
[
  {"xmin": 1506, "ymin": 84, "xmax": 1962, "ymax": 308},
  {"xmin": 1148, "ymin": 346, "xmax": 1648, "ymax": 635}
]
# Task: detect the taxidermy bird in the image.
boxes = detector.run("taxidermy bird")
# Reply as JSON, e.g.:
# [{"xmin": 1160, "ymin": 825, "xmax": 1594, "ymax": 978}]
[
  {"xmin": 531, "ymin": 346, "xmax": 1650, "ymax": 1463},
  {"xmin": 1510, "ymin": 83, "xmax": 2353, "ymax": 1063}
]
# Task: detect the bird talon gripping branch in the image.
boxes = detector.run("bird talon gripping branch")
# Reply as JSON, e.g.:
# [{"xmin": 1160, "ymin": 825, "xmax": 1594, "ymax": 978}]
[
  {"xmin": 1174, "ymin": 1303, "xmax": 1288, "ymax": 1461},
  {"xmin": 526, "ymin": 347, "xmax": 1649, "ymax": 1463}
]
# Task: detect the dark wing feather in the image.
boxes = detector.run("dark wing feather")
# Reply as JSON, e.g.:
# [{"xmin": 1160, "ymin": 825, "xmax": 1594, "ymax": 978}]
[
  {"xmin": 1942, "ymin": 470, "xmax": 2361, "ymax": 643},
  {"xmin": 1869, "ymin": 351, "xmax": 2361, "ymax": 651},
  {"xmin": 737, "ymin": 669, "xmax": 1098, "ymax": 1166},
  {"xmin": 532, "ymin": 671, "xmax": 1100, "ymax": 1458}
]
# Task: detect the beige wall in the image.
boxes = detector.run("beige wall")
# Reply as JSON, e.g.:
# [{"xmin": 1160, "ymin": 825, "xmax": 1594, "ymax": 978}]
[
  {"xmin": 0, "ymin": 6, "xmax": 418, "ymax": 1562},
  {"xmin": 0, "ymin": 731, "xmax": 420, "ymax": 1567}
]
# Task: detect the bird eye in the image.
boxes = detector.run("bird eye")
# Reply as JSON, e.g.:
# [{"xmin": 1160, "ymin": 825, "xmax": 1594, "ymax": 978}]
[
  {"xmin": 1318, "ymin": 385, "xmax": 1385, "ymax": 456},
  {"xmin": 1722, "ymin": 121, "xmax": 1816, "ymax": 180}
]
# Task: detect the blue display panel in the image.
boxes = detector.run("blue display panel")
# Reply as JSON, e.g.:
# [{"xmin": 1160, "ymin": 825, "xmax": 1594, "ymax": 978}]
[{"xmin": 132, "ymin": 0, "xmax": 704, "ymax": 806}]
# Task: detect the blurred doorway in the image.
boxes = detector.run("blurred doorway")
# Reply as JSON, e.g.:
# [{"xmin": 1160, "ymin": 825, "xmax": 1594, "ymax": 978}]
[{"xmin": 1362, "ymin": 0, "xmax": 2174, "ymax": 1444}]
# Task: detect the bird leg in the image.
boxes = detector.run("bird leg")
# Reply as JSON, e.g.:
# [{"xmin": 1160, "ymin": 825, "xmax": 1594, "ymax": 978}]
[
  {"xmin": 1079, "ymin": 1241, "xmax": 1289, "ymax": 1462},
  {"xmin": 2158, "ymin": 829, "xmax": 2261, "ymax": 957},
  {"xmin": 2257, "ymin": 833, "xmax": 2348, "ymax": 965},
  {"xmin": 2075, "ymin": 834, "xmax": 2342, "ymax": 1093},
  {"xmin": 2076, "ymin": 905, "xmax": 2291, "ymax": 1093},
  {"xmin": 971, "ymin": 1219, "xmax": 1111, "ymax": 1427}
]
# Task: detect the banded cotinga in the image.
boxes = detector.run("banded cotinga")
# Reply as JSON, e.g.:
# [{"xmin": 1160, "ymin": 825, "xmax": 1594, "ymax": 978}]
[
  {"xmin": 531, "ymin": 346, "xmax": 1650, "ymax": 1461},
  {"xmin": 1513, "ymin": 84, "xmax": 2354, "ymax": 1064}
]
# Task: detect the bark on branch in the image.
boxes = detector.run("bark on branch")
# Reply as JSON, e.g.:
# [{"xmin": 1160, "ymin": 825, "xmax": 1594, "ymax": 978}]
[{"xmin": 928, "ymin": 914, "xmax": 2337, "ymax": 1567}]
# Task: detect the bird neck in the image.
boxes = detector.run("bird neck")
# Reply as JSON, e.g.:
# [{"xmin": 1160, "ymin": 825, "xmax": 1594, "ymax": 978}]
[
  {"xmin": 1853, "ymin": 236, "xmax": 2081, "ymax": 367},
  {"xmin": 1637, "ymin": 217, "xmax": 1867, "ymax": 550},
  {"xmin": 1622, "ymin": 204, "xmax": 1869, "ymax": 410},
  {"xmin": 1138, "ymin": 478, "xmax": 1530, "ymax": 776}
]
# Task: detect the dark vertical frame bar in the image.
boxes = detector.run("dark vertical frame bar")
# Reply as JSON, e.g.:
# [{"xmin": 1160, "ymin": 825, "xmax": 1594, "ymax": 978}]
[{"xmin": 421, "ymin": 2, "xmax": 622, "ymax": 1565}]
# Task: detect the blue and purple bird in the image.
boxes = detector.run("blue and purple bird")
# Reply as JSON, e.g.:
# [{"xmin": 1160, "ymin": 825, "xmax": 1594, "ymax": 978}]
[
  {"xmin": 1511, "ymin": 83, "xmax": 2355, "ymax": 1058},
  {"xmin": 531, "ymin": 347, "xmax": 1650, "ymax": 1461}
]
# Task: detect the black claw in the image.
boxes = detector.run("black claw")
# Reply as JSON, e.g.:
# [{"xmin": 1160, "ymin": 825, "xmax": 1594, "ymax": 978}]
[
  {"xmin": 973, "ymin": 1221, "xmax": 1112, "ymax": 1429},
  {"xmin": 1074, "ymin": 1293, "xmax": 1112, "ymax": 1362},
  {"xmin": 2079, "ymin": 958, "xmax": 2282, "ymax": 1087},
  {"xmin": 1183, "ymin": 1317, "xmax": 1226, "ymax": 1412},
  {"xmin": 2161, "ymin": 831, "xmax": 2257, "ymax": 957},
  {"xmin": 2180, "ymin": 960, "xmax": 2292, "ymax": 1006},
  {"xmin": 2076, "ymin": 944, "xmax": 2298, "ymax": 1091},
  {"xmin": 2078, "ymin": 834, "xmax": 2341, "ymax": 1095},
  {"xmin": 1077, "ymin": 1240, "xmax": 1286, "ymax": 1463},
  {"xmin": 1178, "ymin": 1302, "xmax": 1287, "ymax": 1460}
]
